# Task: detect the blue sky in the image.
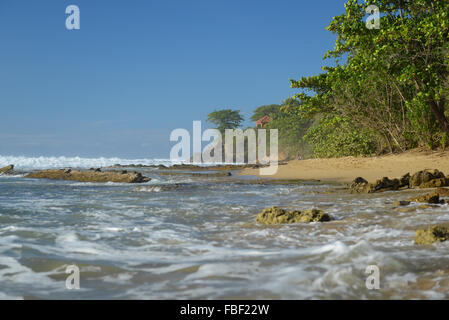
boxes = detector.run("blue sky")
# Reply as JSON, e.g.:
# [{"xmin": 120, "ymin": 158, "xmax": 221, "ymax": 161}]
[{"xmin": 0, "ymin": 0, "xmax": 347, "ymax": 158}]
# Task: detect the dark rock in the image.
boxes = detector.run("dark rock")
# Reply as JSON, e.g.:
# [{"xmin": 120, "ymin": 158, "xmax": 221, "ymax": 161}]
[
  {"xmin": 371, "ymin": 177, "xmax": 401, "ymax": 192},
  {"xmin": 399, "ymin": 173, "xmax": 410, "ymax": 188},
  {"xmin": 0, "ymin": 165, "xmax": 14, "ymax": 175},
  {"xmin": 419, "ymin": 178, "xmax": 449, "ymax": 188},
  {"xmin": 350, "ymin": 176, "xmax": 402, "ymax": 193},
  {"xmin": 407, "ymin": 192, "xmax": 440, "ymax": 204},
  {"xmin": 410, "ymin": 169, "xmax": 449, "ymax": 188},
  {"xmin": 349, "ymin": 175, "xmax": 409, "ymax": 193},
  {"xmin": 415, "ymin": 225, "xmax": 449, "ymax": 245},
  {"xmin": 393, "ymin": 200, "xmax": 411, "ymax": 207},
  {"xmin": 436, "ymin": 187, "xmax": 449, "ymax": 197},
  {"xmin": 349, "ymin": 177, "xmax": 370, "ymax": 193}
]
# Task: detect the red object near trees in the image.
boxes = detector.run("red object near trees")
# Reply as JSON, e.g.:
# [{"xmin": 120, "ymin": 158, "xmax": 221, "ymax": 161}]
[{"xmin": 256, "ymin": 115, "xmax": 271, "ymax": 128}]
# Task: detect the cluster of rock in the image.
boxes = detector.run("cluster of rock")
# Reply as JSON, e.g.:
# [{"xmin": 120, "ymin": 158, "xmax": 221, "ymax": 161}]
[
  {"xmin": 256, "ymin": 206, "xmax": 331, "ymax": 225},
  {"xmin": 25, "ymin": 168, "xmax": 151, "ymax": 183},
  {"xmin": 349, "ymin": 169, "xmax": 449, "ymax": 246},
  {"xmin": 350, "ymin": 169, "xmax": 449, "ymax": 194},
  {"xmin": 394, "ymin": 188, "xmax": 449, "ymax": 245}
]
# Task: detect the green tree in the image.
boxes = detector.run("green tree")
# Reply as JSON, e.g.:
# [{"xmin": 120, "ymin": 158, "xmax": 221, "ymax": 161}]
[
  {"xmin": 207, "ymin": 109, "xmax": 244, "ymax": 134},
  {"xmin": 267, "ymin": 98, "xmax": 313, "ymax": 158},
  {"xmin": 291, "ymin": 0, "xmax": 449, "ymax": 157},
  {"xmin": 250, "ymin": 104, "xmax": 280, "ymax": 122}
]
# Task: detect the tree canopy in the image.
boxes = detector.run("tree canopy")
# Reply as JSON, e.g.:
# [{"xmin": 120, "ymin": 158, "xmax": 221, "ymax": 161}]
[
  {"xmin": 250, "ymin": 104, "xmax": 281, "ymax": 122},
  {"xmin": 290, "ymin": 0, "xmax": 449, "ymax": 156},
  {"xmin": 207, "ymin": 0, "xmax": 449, "ymax": 160},
  {"xmin": 207, "ymin": 109, "xmax": 244, "ymax": 134}
]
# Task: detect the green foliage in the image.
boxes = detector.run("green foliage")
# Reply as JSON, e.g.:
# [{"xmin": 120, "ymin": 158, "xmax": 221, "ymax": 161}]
[
  {"xmin": 250, "ymin": 104, "xmax": 280, "ymax": 122},
  {"xmin": 290, "ymin": 0, "xmax": 449, "ymax": 157},
  {"xmin": 207, "ymin": 109, "xmax": 244, "ymax": 134},
  {"xmin": 304, "ymin": 116, "xmax": 376, "ymax": 158},
  {"xmin": 267, "ymin": 98, "xmax": 313, "ymax": 158}
]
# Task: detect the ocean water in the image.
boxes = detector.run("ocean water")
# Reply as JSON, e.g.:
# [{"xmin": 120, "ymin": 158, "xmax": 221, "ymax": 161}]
[{"xmin": 0, "ymin": 156, "xmax": 449, "ymax": 299}]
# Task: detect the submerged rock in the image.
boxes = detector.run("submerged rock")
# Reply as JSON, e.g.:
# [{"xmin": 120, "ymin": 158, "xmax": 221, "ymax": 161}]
[
  {"xmin": 407, "ymin": 192, "xmax": 440, "ymax": 204},
  {"xmin": 135, "ymin": 184, "xmax": 184, "ymax": 192},
  {"xmin": 415, "ymin": 225, "xmax": 449, "ymax": 245},
  {"xmin": 256, "ymin": 207, "xmax": 331, "ymax": 225},
  {"xmin": 410, "ymin": 169, "xmax": 449, "ymax": 188},
  {"xmin": 393, "ymin": 200, "xmax": 411, "ymax": 207},
  {"xmin": 435, "ymin": 187, "xmax": 449, "ymax": 197},
  {"xmin": 25, "ymin": 169, "xmax": 151, "ymax": 183},
  {"xmin": 0, "ymin": 164, "xmax": 14, "ymax": 175}
]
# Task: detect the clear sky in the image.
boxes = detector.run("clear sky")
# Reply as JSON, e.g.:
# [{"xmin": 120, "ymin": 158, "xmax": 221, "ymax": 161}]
[{"xmin": 0, "ymin": 0, "xmax": 348, "ymax": 158}]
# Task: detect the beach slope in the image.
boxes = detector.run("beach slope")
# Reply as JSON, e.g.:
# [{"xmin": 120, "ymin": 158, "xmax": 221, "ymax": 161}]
[{"xmin": 240, "ymin": 149, "xmax": 449, "ymax": 183}]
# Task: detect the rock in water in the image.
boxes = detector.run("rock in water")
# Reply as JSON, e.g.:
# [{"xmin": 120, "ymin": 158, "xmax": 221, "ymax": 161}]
[
  {"xmin": 393, "ymin": 200, "xmax": 411, "ymax": 207},
  {"xmin": 371, "ymin": 177, "xmax": 401, "ymax": 192},
  {"xmin": 135, "ymin": 184, "xmax": 183, "ymax": 192},
  {"xmin": 349, "ymin": 177, "xmax": 370, "ymax": 193},
  {"xmin": 415, "ymin": 225, "xmax": 449, "ymax": 245},
  {"xmin": 256, "ymin": 207, "xmax": 330, "ymax": 225},
  {"xmin": 25, "ymin": 169, "xmax": 151, "ymax": 183},
  {"xmin": 407, "ymin": 192, "xmax": 440, "ymax": 204},
  {"xmin": 0, "ymin": 164, "xmax": 14, "ymax": 175},
  {"xmin": 435, "ymin": 187, "xmax": 449, "ymax": 197},
  {"xmin": 350, "ymin": 176, "xmax": 403, "ymax": 193},
  {"xmin": 399, "ymin": 173, "xmax": 411, "ymax": 188},
  {"xmin": 409, "ymin": 169, "xmax": 449, "ymax": 188}
]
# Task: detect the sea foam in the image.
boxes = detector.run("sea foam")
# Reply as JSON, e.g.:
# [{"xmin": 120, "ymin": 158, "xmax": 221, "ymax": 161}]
[{"xmin": 0, "ymin": 155, "xmax": 174, "ymax": 170}]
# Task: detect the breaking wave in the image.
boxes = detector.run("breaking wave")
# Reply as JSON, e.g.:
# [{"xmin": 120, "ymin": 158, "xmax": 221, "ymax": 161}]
[{"xmin": 0, "ymin": 155, "xmax": 174, "ymax": 170}]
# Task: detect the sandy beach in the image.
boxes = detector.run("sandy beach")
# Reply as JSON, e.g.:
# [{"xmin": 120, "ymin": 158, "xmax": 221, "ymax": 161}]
[{"xmin": 240, "ymin": 148, "xmax": 449, "ymax": 183}]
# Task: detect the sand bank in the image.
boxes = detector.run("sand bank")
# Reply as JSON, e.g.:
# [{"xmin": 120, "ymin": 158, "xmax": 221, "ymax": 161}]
[{"xmin": 240, "ymin": 148, "xmax": 449, "ymax": 183}]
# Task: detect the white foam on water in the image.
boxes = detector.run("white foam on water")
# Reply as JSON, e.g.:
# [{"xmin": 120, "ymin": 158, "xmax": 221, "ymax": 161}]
[
  {"xmin": 0, "ymin": 155, "xmax": 174, "ymax": 170},
  {"xmin": 0, "ymin": 174, "xmax": 25, "ymax": 179},
  {"xmin": 0, "ymin": 292, "xmax": 22, "ymax": 300},
  {"xmin": 0, "ymin": 155, "xmax": 235, "ymax": 170}
]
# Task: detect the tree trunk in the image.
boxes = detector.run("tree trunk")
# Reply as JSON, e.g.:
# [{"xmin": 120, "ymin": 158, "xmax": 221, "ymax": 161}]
[{"xmin": 429, "ymin": 99, "xmax": 449, "ymax": 135}]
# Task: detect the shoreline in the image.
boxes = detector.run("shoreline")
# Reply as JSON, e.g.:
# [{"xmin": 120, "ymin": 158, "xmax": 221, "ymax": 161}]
[{"xmin": 239, "ymin": 148, "xmax": 449, "ymax": 183}]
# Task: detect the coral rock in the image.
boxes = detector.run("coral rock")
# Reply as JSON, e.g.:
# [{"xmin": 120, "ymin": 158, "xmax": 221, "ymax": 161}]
[
  {"xmin": 25, "ymin": 169, "xmax": 151, "ymax": 184},
  {"xmin": 0, "ymin": 165, "xmax": 14, "ymax": 175},
  {"xmin": 436, "ymin": 188, "xmax": 449, "ymax": 197},
  {"xmin": 410, "ymin": 169, "xmax": 448, "ymax": 188},
  {"xmin": 256, "ymin": 207, "xmax": 330, "ymax": 225},
  {"xmin": 407, "ymin": 192, "xmax": 440, "ymax": 204},
  {"xmin": 415, "ymin": 226, "xmax": 449, "ymax": 245}
]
